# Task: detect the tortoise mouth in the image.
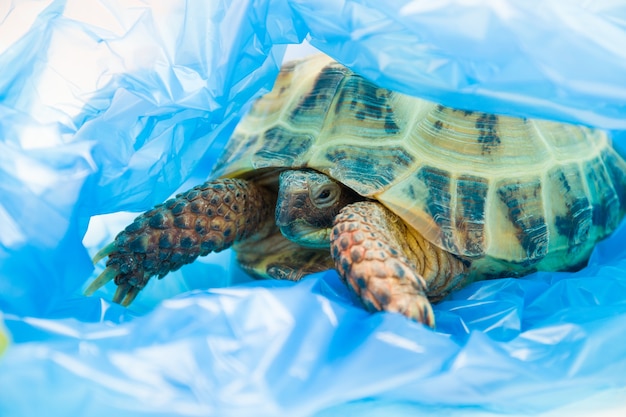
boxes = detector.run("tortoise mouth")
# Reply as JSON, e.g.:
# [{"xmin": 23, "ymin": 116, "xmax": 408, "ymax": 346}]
[{"xmin": 278, "ymin": 222, "xmax": 331, "ymax": 249}]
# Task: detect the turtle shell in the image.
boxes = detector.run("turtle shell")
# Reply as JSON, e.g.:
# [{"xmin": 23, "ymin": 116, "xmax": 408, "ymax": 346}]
[{"xmin": 212, "ymin": 54, "xmax": 626, "ymax": 271}]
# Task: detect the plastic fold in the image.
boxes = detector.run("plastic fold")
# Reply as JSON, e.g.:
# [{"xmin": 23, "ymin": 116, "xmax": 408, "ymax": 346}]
[{"xmin": 1, "ymin": 1, "xmax": 625, "ymax": 416}]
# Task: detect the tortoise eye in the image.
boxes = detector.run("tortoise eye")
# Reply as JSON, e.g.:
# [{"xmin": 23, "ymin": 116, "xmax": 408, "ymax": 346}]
[
  {"xmin": 312, "ymin": 184, "xmax": 340, "ymax": 207},
  {"xmin": 318, "ymin": 189, "xmax": 331, "ymax": 200}
]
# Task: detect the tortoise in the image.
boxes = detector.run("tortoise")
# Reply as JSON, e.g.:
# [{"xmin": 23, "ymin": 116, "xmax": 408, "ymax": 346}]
[{"xmin": 86, "ymin": 54, "xmax": 626, "ymax": 327}]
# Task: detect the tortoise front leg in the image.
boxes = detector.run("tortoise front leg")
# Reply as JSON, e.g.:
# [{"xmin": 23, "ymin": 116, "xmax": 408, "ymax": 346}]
[
  {"xmin": 86, "ymin": 178, "xmax": 275, "ymax": 306},
  {"xmin": 331, "ymin": 201, "xmax": 468, "ymax": 327}
]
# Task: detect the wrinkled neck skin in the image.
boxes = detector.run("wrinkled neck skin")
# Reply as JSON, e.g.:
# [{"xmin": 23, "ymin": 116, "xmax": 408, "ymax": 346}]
[{"xmin": 275, "ymin": 169, "xmax": 363, "ymax": 248}]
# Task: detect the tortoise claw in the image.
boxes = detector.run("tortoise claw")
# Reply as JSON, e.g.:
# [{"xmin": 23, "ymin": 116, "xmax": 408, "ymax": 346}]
[
  {"xmin": 86, "ymin": 262, "xmax": 145, "ymax": 306},
  {"xmin": 112, "ymin": 281, "xmax": 142, "ymax": 306},
  {"xmin": 84, "ymin": 266, "xmax": 117, "ymax": 296},
  {"xmin": 88, "ymin": 241, "xmax": 145, "ymax": 305},
  {"xmin": 92, "ymin": 241, "xmax": 117, "ymax": 264},
  {"xmin": 88, "ymin": 237, "xmax": 150, "ymax": 305}
]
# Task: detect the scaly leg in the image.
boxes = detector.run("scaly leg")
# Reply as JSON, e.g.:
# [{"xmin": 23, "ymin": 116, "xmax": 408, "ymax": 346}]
[
  {"xmin": 331, "ymin": 201, "xmax": 468, "ymax": 327},
  {"xmin": 86, "ymin": 178, "xmax": 275, "ymax": 306}
]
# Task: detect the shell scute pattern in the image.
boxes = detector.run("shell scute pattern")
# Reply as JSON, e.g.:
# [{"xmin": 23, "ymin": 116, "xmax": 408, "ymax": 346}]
[
  {"xmin": 455, "ymin": 174, "xmax": 489, "ymax": 256},
  {"xmin": 547, "ymin": 164, "xmax": 593, "ymax": 253},
  {"xmin": 253, "ymin": 126, "xmax": 314, "ymax": 168},
  {"xmin": 475, "ymin": 113, "xmax": 501, "ymax": 154},
  {"xmin": 212, "ymin": 54, "xmax": 626, "ymax": 274},
  {"xmin": 212, "ymin": 56, "xmax": 330, "ymax": 177},
  {"xmin": 494, "ymin": 178, "xmax": 548, "ymax": 265},
  {"xmin": 323, "ymin": 145, "xmax": 415, "ymax": 196},
  {"xmin": 212, "ymin": 132, "xmax": 259, "ymax": 177},
  {"xmin": 602, "ymin": 148, "xmax": 626, "ymax": 206},
  {"xmin": 584, "ymin": 156, "xmax": 621, "ymax": 232},
  {"xmin": 287, "ymin": 63, "xmax": 349, "ymax": 129},
  {"xmin": 332, "ymin": 74, "xmax": 401, "ymax": 135},
  {"xmin": 413, "ymin": 166, "xmax": 455, "ymax": 253}
]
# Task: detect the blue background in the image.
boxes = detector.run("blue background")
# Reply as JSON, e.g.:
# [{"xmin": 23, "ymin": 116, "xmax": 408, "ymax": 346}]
[{"xmin": 1, "ymin": 1, "xmax": 625, "ymax": 416}]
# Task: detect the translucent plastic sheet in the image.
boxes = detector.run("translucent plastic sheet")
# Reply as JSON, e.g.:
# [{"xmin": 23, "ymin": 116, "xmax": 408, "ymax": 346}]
[{"xmin": 1, "ymin": 1, "xmax": 626, "ymax": 416}]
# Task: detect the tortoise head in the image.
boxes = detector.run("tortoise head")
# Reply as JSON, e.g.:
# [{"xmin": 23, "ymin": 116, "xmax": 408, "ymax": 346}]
[{"xmin": 276, "ymin": 169, "xmax": 362, "ymax": 248}]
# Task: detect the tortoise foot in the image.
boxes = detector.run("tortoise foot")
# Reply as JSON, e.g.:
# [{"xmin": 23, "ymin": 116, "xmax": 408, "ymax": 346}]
[
  {"xmin": 331, "ymin": 201, "xmax": 435, "ymax": 327},
  {"xmin": 86, "ymin": 178, "xmax": 274, "ymax": 305}
]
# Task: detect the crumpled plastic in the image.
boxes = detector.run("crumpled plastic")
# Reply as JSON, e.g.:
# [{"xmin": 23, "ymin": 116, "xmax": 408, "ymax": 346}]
[{"xmin": 1, "ymin": 1, "xmax": 626, "ymax": 416}]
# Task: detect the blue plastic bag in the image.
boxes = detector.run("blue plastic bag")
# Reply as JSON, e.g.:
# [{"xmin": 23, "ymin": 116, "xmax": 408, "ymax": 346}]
[{"xmin": 1, "ymin": 1, "xmax": 626, "ymax": 416}]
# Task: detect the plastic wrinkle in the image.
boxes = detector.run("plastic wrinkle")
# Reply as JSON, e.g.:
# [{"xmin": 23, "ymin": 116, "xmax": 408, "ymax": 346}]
[{"xmin": 1, "ymin": 1, "xmax": 626, "ymax": 416}]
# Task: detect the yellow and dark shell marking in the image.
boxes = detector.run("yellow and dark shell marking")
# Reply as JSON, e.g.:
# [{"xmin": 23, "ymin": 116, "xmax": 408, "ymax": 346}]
[{"xmin": 213, "ymin": 54, "xmax": 626, "ymax": 275}]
